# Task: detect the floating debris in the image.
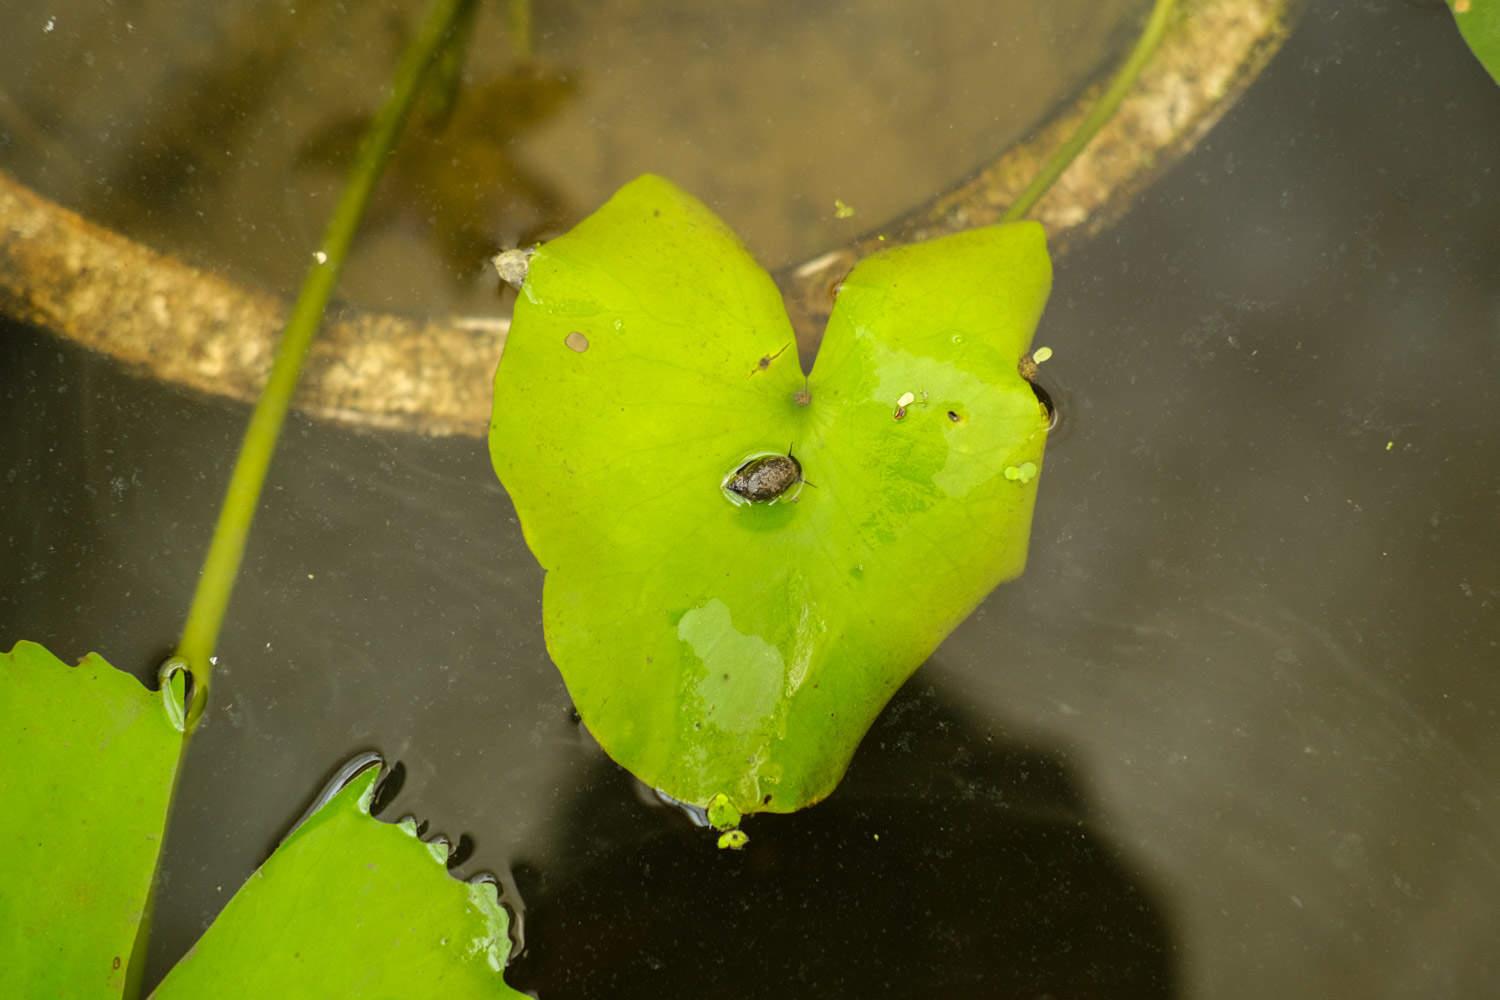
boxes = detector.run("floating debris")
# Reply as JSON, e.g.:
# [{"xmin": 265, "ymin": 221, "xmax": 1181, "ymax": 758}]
[
  {"xmin": 834, "ymin": 198, "xmax": 857, "ymax": 219},
  {"xmin": 492, "ymin": 247, "xmax": 534, "ymax": 289},
  {"xmin": 894, "ymin": 390, "xmax": 926, "ymax": 421},
  {"xmin": 717, "ymin": 829, "xmax": 750, "ymax": 851},
  {"xmin": 706, "ymin": 792, "xmax": 742, "ymax": 832}
]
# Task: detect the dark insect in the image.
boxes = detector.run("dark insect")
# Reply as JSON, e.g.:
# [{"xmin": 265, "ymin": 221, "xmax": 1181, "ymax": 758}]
[
  {"xmin": 752, "ymin": 341, "xmax": 791, "ymax": 375},
  {"xmin": 725, "ymin": 449, "xmax": 804, "ymax": 504}
]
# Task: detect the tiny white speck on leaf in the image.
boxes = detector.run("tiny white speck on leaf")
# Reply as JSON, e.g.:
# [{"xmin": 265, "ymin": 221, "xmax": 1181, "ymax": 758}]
[{"xmin": 896, "ymin": 391, "xmax": 916, "ymax": 409}]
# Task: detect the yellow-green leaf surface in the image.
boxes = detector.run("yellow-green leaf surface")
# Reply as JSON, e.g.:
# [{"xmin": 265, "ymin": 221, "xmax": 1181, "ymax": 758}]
[
  {"xmin": 490, "ymin": 175, "xmax": 1052, "ymax": 816},
  {"xmin": 1450, "ymin": 0, "xmax": 1500, "ymax": 85},
  {"xmin": 0, "ymin": 641, "xmax": 184, "ymax": 999},
  {"xmin": 152, "ymin": 766, "xmax": 524, "ymax": 999}
]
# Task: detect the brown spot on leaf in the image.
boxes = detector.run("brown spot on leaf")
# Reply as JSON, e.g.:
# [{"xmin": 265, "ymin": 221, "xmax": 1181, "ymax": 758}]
[{"xmin": 564, "ymin": 331, "xmax": 589, "ymax": 352}]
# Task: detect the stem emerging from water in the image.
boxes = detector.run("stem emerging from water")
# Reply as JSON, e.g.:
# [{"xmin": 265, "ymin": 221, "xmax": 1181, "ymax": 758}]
[
  {"xmin": 174, "ymin": 0, "xmax": 476, "ymax": 726},
  {"xmin": 508, "ymin": 0, "xmax": 534, "ymax": 61},
  {"xmin": 1001, "ymin": 0, "xmax": 1177, "ymax": 224}
]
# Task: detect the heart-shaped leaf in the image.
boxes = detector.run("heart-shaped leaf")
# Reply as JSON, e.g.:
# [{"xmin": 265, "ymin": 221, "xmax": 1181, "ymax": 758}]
[
  {"xmin": 0, "ymin": 641, "xmax": 185, "ymax": 999},
  {"xmin": 490, "ymin": 175, "xmax": 1051, "ymax": 816}
]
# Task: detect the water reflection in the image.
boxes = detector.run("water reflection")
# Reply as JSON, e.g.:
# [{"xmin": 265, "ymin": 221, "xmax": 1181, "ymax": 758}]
[
  {"xmin": 509, "ymin": 677, "xmax": 1176, "ymax": 998},
  {"xmin": 296, "ymin": 61, "xmax": 580, "ymax": 279}
]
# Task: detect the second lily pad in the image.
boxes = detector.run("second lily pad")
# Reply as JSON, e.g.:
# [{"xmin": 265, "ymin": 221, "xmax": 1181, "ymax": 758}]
[
  {"xmin": 151, "ymin": 765, "xmax": 524, "ymax": 998},
  {"xmin": 490, "ymin": 175, "xmax": 1052, "ymax": 816},
  {"xmin": 0, "ymin": 641, "xmax": 184, "ymax": 999}
]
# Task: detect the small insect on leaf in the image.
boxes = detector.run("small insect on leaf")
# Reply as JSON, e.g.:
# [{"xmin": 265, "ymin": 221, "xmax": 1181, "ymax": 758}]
[
  {"xmin": 723, "ymin": 451, "xmax": 804, "ymax": 505},
  {"xmin": 752, "ymin": 341, "xmax": 791, "ymax": 375}
]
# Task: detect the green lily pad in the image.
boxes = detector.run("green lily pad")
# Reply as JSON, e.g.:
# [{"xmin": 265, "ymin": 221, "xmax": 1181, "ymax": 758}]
[
  {"xmin": 0, "ymin": 641, "xmax": 185, "ymax": 999},
  {"xmin": 2, "ymin": 646, "xmax": 525, "ymax": 997},
  {"xmin": 490, "ymin": 175, "xmax": 1052, "ymax": 816},
  {"xmin": 1450, "ymin": 0, "xmax": 1500, "ymax": 86},
  {"xmin": 152, "ymin": 764, "xmax": 524, "ymax": 998}
]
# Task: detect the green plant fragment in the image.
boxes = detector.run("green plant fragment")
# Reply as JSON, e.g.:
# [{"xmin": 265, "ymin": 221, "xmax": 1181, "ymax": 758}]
[
  {"xmin": 490, "ymin": 175, "xmax": 1052, "ymax": 817},
  {"xmin": 151, "ymin": 766, "xmax": 524, "ymax": 998},
  {"xmin": 1450, "ymin": 1, "xmax": 1500, "ymax": 85},
  {"xmin": 1004, "ymin": 462, "xmax": 1039, "ymax": 484},
  {"xmin": 717, "ymin": 830, "xmax": 750, "ymax": 851},
  {"xmin": 706, "ymin": 792, "xmax": 742, "ymax": 832},
  {"xmin": 0, "ymin": 641, "xmax": 184, "ymax": 1000}
]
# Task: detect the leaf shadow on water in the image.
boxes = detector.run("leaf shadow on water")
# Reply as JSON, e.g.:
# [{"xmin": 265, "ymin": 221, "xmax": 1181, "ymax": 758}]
[{"xmin": 508, "ymin": 671, "xmax": 1178, "ymax": 999}]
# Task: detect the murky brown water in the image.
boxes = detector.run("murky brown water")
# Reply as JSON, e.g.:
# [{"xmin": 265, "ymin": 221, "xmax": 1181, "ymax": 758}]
[
  {"xmin": 2, "ymin": 2, "xmax": 1498, "ymax": 998},
  {"xmin": 0, "ymin": 0, "xmax": 1141, "ymax": 314}
]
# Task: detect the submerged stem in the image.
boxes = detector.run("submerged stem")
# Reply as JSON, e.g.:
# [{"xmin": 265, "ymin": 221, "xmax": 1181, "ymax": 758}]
[
  {"xmin": 173, "ymin": 0, "xmax": 476, "ymax": 726},
  {"xmin": 1001, "ymin": 0, "xmax": 1178, "ymax": 224},
  {"xmin": 508, "ymin": 0, "xmax": 534, "ymax": 61}
]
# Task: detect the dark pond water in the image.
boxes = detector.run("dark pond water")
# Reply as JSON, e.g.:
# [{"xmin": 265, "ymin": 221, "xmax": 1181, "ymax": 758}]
[
  {"xmin": 2, "ymin": 2, "xmax": 1499, "ymax": 998},
  {"xmin": 0, "ymin": 0, "xmax": 1140, "ymax": 315}
]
